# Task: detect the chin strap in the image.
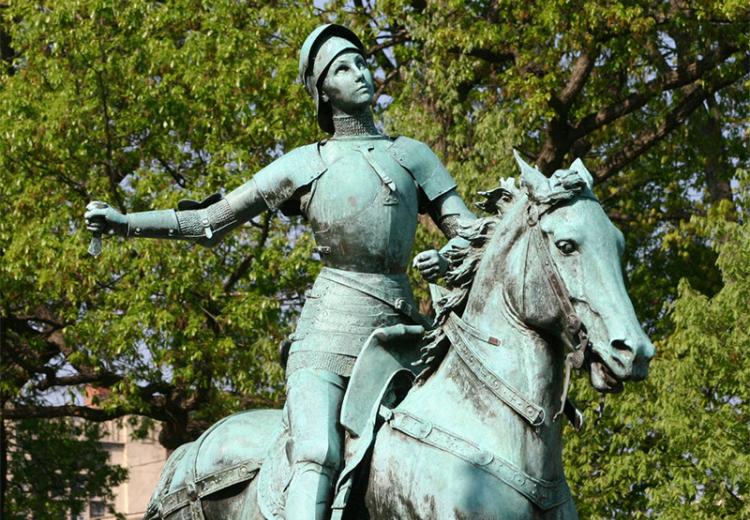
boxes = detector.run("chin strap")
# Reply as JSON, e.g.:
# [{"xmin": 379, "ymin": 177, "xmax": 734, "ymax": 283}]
[{"xmin": 527, "ymin": 203, "xmax": 589, "ymax": 425}]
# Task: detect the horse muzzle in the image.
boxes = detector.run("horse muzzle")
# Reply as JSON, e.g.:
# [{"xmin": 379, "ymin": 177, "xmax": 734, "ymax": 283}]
[{"xmin": 593, "ymin": 334, "xmax": 655, "ymax": 389}]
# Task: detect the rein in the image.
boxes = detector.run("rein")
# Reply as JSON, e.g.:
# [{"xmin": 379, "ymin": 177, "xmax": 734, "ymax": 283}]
[{"xmin": 526, "ymin": 201, "xmax": 590, "ymax": 422}]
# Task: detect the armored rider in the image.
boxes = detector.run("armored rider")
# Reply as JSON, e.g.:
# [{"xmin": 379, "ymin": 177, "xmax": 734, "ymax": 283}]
[{"xmin": 85, "ymin": 24, "xmax": 476, "ymax": 519}]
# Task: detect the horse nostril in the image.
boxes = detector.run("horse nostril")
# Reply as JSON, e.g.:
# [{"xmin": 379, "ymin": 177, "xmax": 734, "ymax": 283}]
[
  {"xmin": 609, "ymin": 339, "xmax": 634, "ymax": 371},
  {"xmin": 610, "ymin": 338, "xmax": 654, "ymax": 379},
  {"xmin": 611, "ymin": 339, "xmax": 632, "ymax": 353},
  {"xmin": 612, "ymin": 339, "xmax": 634, "ymax": 358}
]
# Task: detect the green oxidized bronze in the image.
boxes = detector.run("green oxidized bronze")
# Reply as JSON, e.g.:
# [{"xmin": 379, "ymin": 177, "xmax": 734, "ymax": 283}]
[
  {"xmin": 86, "ymin": 24, "xmax": 655, "ymax": 520},
  {"xmin": 86, "ymin": 23, "xmax": 474, "ymax": 520}
]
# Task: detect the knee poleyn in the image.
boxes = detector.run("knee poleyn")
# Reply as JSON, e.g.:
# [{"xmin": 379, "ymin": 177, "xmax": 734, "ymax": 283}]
[{"xmin": 292, "ymin": 440, "xmax": 342, "ymax": 471}]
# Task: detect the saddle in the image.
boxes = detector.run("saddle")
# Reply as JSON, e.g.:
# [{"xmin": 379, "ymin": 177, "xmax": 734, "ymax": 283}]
[
  {"xmin": 144, "ymin": 409, "xmax": 283, "ymax": 520},
  {"xmin": 256, "ymin": 324, "xmax": 423, "ymax": 519},
  {"xmin": 144, "ymin": 324, "xmax": 422, "ymax": 520}
]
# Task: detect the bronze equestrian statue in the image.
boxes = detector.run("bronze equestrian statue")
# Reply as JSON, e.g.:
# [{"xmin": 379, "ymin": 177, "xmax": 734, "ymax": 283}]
[{"xmin": 86, "ymin": 24, "xmax": 654, "ymax": 520}]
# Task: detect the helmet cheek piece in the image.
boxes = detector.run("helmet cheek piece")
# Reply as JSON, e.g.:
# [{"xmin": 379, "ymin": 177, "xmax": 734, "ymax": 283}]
[{"xmin": 298, "ymin": 24, "xmax": 365, "ymax": 134}]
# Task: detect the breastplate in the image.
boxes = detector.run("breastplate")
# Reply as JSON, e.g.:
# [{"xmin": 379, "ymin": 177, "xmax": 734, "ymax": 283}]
[{"xmin": 304, "ymin": 139, "xmax": 419, "ymax": 273}]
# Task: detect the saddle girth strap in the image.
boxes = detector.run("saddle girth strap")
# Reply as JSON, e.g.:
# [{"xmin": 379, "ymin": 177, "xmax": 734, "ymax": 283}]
[
  {"xmin": 159, "ymin": 460, "xmax": 260, "ymax": 518},
  {"xmin": 382, "ymin": 408, "xmax": 571, "ymax": 511},
  {"xmin": 443, "ymin": 313, "xmax": 545, "ymax": 427}
]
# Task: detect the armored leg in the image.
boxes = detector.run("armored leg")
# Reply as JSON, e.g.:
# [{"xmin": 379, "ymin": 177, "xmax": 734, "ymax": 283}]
[{"xmin": 284, "ymin": 368, "xmax": 347, "ymax": 520}]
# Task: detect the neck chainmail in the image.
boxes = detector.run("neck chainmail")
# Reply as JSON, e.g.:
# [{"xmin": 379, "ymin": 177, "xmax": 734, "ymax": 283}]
[{"xmin": 332, "ymin": 111, "xmax": 380, "ymax": 138}]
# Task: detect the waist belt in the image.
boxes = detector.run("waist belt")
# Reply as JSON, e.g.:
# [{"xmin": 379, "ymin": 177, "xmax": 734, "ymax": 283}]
[{"xmin": 318, "ymin": 268, "xmax": 432, "ymax": 329}]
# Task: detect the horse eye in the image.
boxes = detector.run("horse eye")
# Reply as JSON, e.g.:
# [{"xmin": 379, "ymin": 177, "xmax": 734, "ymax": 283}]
[{"xmin": 555, "ymin": 240, "xmax": 577, "ymax": 255}]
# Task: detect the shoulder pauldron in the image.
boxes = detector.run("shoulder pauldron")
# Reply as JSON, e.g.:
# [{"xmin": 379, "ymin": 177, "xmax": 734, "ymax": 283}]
[
  {"xmin": 253, "ymin": 143, "xmax": 327, "ymax": 215},
  {"xmin": 387, "ymin": 137, "xmax": 457, "ymax": 201}
]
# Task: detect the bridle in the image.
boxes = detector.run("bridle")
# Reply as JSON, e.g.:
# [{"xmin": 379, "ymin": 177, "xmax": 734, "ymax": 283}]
[{"xmin": 524, "ymin": 197, "xmax": 592, "ymax": 421}]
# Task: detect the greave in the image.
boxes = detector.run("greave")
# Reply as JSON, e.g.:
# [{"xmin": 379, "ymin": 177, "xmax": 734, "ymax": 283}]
[{"xmin": 285, "ymin": 461, "xmax": 336, "ymax": 520}]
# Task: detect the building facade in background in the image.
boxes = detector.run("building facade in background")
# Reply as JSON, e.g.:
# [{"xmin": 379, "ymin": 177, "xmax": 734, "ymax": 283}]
[{"xmin": 80, "ymin": 419, "xmax": 167, "ymax": 520}]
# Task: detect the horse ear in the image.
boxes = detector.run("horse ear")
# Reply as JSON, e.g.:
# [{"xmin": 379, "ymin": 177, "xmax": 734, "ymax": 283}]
[
  {"xmin": 513, "ymin": 149, "xmax": 548, "ymax": 195},
  {"xmin": 570, "ymin": 158, "xmax": 594, "ymax": 189}
]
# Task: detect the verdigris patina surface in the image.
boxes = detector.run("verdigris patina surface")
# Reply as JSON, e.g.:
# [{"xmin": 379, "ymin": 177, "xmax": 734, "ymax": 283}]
[
  {"xmin": 136, "ymin": 153, "xmax": 654, "ymax": 520},
  {"xmin": 85, "ymin": 23, "xmax": 475, "ymax": 520},
  {"xmin": 87, "ymin": 23, "xmax": 655, "ymax": 520}
]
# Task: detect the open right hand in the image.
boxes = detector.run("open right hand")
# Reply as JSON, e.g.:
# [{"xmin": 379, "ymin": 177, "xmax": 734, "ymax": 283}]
[{"xmin": 84, "ymin": 201, "xmax": 128, "ymax": 236}]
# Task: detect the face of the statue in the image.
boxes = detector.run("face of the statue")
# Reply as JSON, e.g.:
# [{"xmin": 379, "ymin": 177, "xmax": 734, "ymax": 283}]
[{"xmin": 320, "ymin": 51, "xmax": 374, "ymax": 115}]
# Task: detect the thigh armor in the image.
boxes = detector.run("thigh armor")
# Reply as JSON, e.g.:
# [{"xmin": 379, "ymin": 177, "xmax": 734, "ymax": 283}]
[{"xmin": 286, "ymin": 268, "xmax": 418, "ymax": 377}]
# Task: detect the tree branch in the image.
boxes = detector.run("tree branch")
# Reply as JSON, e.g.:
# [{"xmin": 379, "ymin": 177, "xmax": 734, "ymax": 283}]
[
  {"xmin": 575, "ymin": 44, "xmax": 740, "ymax": 136},
  {"xmin": 465, "ymin": 47, "xmax": 516, "ymax": 66},
  {"xmin": 596, "ymin": 59, "xmax": 748, "ymax": 181},
  {"xmin": 94, "ymin": 35, "xmax": 124, "ymax": 212},
  {"xmin": 374, "ymin": 67, "xmax": 399, "ymax": 103},
  {"xmin": 557, "ymin": 49, "xmax": 597, "ymax": 108},
  {"xmin": 33, "ymin": 372, "xmax": 122, "ymax": 392},
  {"xmin": 536, "ymin": 46, "xmax": 599, "ymax": 173},
  {"xmin": 223, "ymin": 212, "xmax": 272, "ymax": 293}
]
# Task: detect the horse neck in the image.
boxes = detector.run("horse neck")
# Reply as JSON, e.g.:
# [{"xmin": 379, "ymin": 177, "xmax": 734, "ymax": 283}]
[
  {"xmin": 406, "ymin": 200, "xmax": 567, "ymax": 480},
  {"xmin": 465, "ymin": 221, "xmax": 567, "ymax": 408}
]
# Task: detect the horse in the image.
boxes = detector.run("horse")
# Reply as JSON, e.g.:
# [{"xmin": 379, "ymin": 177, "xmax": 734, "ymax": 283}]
[{"xmin": 143, "ymin": 152, "xmax": 654, "ymax": 520}]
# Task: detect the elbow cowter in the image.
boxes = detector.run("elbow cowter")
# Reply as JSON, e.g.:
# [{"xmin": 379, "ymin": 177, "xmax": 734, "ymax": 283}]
[{"xmin": 174, "ymin": 197, "xmax": 237, "ymax": 247}]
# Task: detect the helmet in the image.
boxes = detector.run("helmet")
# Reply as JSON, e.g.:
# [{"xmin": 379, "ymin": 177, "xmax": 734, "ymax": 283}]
[{"xmin": 298, "ymin": 24, "xmax": 365, "ymax": 134}]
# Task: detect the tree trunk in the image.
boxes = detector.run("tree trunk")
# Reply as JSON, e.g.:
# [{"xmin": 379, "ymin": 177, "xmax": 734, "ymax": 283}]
[{"xmin": 703, "ymin": 95, "xmax": 733, "ymax": 203}]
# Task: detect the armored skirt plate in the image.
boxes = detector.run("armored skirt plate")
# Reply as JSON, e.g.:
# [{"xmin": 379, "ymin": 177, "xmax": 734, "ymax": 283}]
[{"xmin": 287, "ymin": 268, "xmax": 418, "ymax": 374}]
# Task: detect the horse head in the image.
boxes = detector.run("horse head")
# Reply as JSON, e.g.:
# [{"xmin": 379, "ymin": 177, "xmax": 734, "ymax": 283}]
[{"xmin": 462, "ymin": 152, "xmax": 654, "ymax": 395}]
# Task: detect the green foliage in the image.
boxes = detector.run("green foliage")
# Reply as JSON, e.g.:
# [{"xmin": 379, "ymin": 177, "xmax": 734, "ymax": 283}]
[
  {"xmin": 1, "ymin": 1, "xmax": 323, "ymax": 445},
  {"xmin": 3, "ymin": 418, "xmax": 127, "ymax": 520},
  {"xmin": 0, "ymin": 0, "xmax": 748, "ymax": 516}
]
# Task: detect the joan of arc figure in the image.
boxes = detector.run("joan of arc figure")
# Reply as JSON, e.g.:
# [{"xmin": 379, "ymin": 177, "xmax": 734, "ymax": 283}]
[{"xmin": 85, "ymin": 24, "xmax": 475, "ymax": 519}]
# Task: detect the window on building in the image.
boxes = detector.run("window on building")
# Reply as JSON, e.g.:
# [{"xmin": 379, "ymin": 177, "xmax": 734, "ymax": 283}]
[{"xmin": 89, "ymin": 499, "xmax": 106, "ymax": 518}]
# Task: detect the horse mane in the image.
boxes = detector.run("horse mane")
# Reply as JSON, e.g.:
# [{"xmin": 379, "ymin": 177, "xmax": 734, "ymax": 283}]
[
  {"xmin": 413, "ymin": 169, "xmax": 593, "ymax": 383},
  {"xmin": 414, "ymin": 214, "xmax": 499, "ymax": 382}
]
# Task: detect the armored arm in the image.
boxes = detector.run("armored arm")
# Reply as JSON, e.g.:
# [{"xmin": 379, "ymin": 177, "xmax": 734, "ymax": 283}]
[
  {"xmin": 389, "ymin": 136, "xmax": 477, "ymax": 280},
  {"xmin": 113, "ymin": 179, "xmax": 268, "ymax": 248},
  {"xmin": 85, "ymin": 145, "xmax": 324, "ymax": 248},
  {"xmin": 387, "ymin": 136, "xmax": 476, "ymax": 242},
  {"xmin": 427, "ymin": 189, "xmax": 476, "ymax": 241},
  {"xmin": 412, "ymin": 189, "xmax": 477, "ymax": 281}
]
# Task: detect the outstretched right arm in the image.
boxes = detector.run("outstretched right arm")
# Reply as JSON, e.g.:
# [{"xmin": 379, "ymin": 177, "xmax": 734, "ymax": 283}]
[
  {"xmin": 84, "ymin": 178, "xmax": 268, "ymax": 248},
  {"xmin": 84, "ymin": 145, "xmax": 322, "ymax": 248}
]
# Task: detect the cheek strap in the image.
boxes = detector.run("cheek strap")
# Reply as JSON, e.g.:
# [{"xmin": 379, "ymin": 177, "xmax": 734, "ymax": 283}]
[{"xmin": 528, "ymin": 203, "xmax": 589, "ymax": 423}]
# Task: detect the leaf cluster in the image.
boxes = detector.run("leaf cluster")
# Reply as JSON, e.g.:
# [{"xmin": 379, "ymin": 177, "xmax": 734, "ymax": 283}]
[
  {"xmin": 3, "ymin": 418, "xmax": 127, "ymax": 520},
  {"xmin": 0, "ymin": 1, "xmax": 748, "ymax": 516}
]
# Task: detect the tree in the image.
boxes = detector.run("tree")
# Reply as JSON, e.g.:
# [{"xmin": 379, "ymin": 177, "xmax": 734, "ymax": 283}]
[
  {"xmin": 1, "ymin": 0, "xmax": 749, "ymax": 517},
  {"xmin": 1, "ymin": 1, "xmax": 322, "ymax": 448},
  {"xmin": 2, "ymin": 417, "xmax": 127, "ymax": 520}
]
